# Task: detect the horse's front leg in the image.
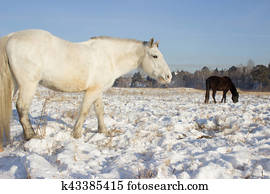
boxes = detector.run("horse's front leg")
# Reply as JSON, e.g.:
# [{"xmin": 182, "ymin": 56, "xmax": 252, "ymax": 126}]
[
  {"xmin": 94, "ymin": 97, "xmax": 108, "ymax": 134},
  {"xmin": 221, "ymin": 90, "xmax": 228, "ymax": 103},
  {"xmin": 220, "ymin": 94, "xmax": 226, "ymax": 103},
  {"xmin": 220, "ymin": 94, "xmax": 224, "ymax": 103},
  {"xmin": 73, "ymin": 87, "xmax": 101, "ymax": 139},
  {"xmin": 220, "ymin": 98, "xmax": 223, "ymax": 103}
]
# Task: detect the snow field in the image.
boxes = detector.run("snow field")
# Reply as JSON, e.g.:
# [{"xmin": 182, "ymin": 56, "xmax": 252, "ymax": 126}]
[{"xmin": 1, "ymin": 87, "xmax": 270, "ymax": 179}]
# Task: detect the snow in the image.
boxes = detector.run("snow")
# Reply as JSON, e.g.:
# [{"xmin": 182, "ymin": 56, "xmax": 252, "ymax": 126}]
[{"xmin": 1, "ymin": 87, "xmax": 270, "ymax": 179}]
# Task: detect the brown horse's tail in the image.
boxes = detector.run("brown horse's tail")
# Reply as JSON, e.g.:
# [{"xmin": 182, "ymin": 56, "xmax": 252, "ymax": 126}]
[{"xmin": 0, "ymin": 36, "xmax": 14, "ymax": 151}]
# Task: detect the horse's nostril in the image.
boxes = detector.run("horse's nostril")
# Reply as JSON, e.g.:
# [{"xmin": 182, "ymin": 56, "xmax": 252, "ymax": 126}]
[{"xmin": 166, "ymin": 75, "xmax": 170, "ymax": 80}]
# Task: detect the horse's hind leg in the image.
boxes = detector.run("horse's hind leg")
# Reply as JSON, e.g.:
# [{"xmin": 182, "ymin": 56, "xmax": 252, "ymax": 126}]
[
  {"xmin": 94, "ymin": 97, "xmax": 107, "ymax": 134},
  {"xmin": 212, "ymin": 90, "xmax": 217, "ymax": 103},
  {"xmin": 16, "ymin": 84, "xmax": 37, "ymax": 140},
  {"xmin": 205, "ymin": 89, "xmax": 210, "ymax": 103}
]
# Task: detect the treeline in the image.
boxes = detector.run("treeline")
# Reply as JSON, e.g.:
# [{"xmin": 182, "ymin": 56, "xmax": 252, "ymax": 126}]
[{"xmin": 113, "ymin": 64, "xmax": 270, "ymax": 91}]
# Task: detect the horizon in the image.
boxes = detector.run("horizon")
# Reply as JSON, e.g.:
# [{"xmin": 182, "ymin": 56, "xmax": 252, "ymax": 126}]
[
  {"xmin": 1, "ymin": 0, "xmax": 269, "ymax": 72},
  {"xmin": 170, "ymin": 61, "xmax": 266, "ymax": 73}
]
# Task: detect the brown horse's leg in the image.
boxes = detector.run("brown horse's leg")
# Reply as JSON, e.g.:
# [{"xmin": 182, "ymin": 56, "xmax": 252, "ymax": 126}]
[
  {"xmin": 205, "ymin": 89, "xmax": 210, "ymax": 103},
  {"xmin": 220, "ymin": 91, "xmax": 224, "ymax": 103},
  {"xmin": 212, "ymin": 89, "xmax": 217, "ymax": 103},
  {"xmin": 221, "ymin": 90, "xmax": 228, "ymax": 103}
]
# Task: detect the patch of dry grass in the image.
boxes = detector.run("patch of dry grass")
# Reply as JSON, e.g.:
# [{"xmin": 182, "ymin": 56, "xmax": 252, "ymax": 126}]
[
  {"xmin": 96, "ymin": 128, "xmax": 123, "ymax": 150},
  {"xmin": 238, "ymin": 89, "xmax": 270, "ymax": 95},
  {"xmin": 36, "ymin": 97, "xmax": 51, "ymax": 138},
  {"xmin": 63, "ymin": 110, "xmax": 78, "ymax": 120},
  {"xmin": 136, "ymin": 168, "xmax": 158, "ymax": 179},
  {"xmin": 106, "ymin": 87, "xmax": 204, "ymax": 97}
]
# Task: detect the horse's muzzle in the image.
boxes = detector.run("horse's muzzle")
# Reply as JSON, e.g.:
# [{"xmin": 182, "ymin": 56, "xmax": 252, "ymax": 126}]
[{"xmin": 158, "ymin": 74, "xmax": 172, "ymax": 84}]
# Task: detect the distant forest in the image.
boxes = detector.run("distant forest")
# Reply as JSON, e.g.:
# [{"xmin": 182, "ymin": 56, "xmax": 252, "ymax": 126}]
[{"xmin": 113, "ymin": 62, "xmax": 270, "ymax": 91}]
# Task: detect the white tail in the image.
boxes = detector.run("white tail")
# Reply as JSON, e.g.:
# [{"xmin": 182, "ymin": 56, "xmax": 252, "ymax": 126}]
[{"xmin": 0, "ymin": 36, "xmax": 14, "ymax": 151}]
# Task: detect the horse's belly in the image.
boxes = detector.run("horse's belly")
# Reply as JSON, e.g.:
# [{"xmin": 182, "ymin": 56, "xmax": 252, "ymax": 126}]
[
  {"xmin": 40, "ymin": 76, "xmax": 88, "ymax": 92},
  {"xmin": 40, "ymin": 60, "xmax": 90, "ymax": 92}
]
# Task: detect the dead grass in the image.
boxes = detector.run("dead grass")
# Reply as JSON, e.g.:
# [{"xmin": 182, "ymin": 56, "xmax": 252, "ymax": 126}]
[
  {"xmin": 155, "ymin": 131, "xmax": 163, "ymax": 137},
  {"xmin": 97, "ymin": 128, "xmax": 123, "ymax": 150},
  {"xmin": 251, "ymin": 117, "xmax": 265, "ymax": 125},
  {"xmin": 107, "ymin": 128, "xmax": 123, "ymax": 137},
  {"xmin": 238, "ymin": 89, "xmax": 270, "ymax": 96},
  {"xmin": 136, "ymin": 168, "xmax": 158, "ymax": 179},
  {"xmin": 24, "ymin": 163, "xmax": 32, "ymax": 179},
  {"xmin": 106, "ymin": 87, "xmax": 270, "ymax": 100},
  {"xmin": 36, "ymin": 97, "xmax": 50, "ymax": 138},
  {"xmin": 197, "ymin": 135, "xmax": 213, "ymax": 139},
  {"xmin": 74, "ymin": 144, "xmax": 78, "ymax": 162},
  {"xmin": 164, "ymin": 159, "xmax": 171, "ymax": 166},
  {"xmin": 106, "ymin": 87, "xmax": 205, "ymax": 97},
  {"xmin": 63, "ymin": 110, "xmax": 78, "ymax": 120},
  {"xmin": 177, "ymin": 134, "xmax": 187, "ymax": 140}
]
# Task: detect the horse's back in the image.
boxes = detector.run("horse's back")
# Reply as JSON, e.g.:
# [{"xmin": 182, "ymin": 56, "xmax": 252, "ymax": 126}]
[
  {"xmin": 5, "ymin": 29, "xmax": 92, "ymax": 92},
  {"xmin": 6, "ymin": 29, "xmax": 56, "ymax": 62},
  {"xmin": 6, "ymin": 30, "xmax": 55, "ymax": 51},
  {"xmin": 206, "ymin": 76, "xmax": 221, "ymax": 82},
  {"xmin": 5, "ymin": 30, "xmax": 53, "ymax": 85},
  {"xmin": 7, "ymin": 29, "xmax": 52, "ymax": 40},
  {"xmin": 206, "ymin": 76, "xmax": 221, "ymax": 88},
  {"xmin": 206, "ymin": 76, "xmax": 231, "ymax": 91}
]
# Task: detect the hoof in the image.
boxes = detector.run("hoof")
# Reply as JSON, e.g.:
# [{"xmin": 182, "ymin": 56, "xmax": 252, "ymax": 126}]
[
  {"xmin": 73, "ymin": 132, "xmax": 82, "ymax": 139},
  {"xmin": 32, "ymin": 134, "xmax": 43, "ymax": 139},
  {"xmin": 98, "ymin": 126, "xmax": 109, "ymax": 135},
  {"xmin": 24, "ymin": 132, "xmax": 39, "ymax": 141},
  {"xmin": 104, "ymin": 131, "xmax": 110, "ymax": 137},
  {"xmin": 98, "ymin": 129, "xmax": 109, "ymax": 136}
]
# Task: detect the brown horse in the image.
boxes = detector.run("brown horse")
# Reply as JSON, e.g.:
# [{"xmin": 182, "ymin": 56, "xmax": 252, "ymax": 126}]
[{"xmin": 204, "ymin": 76, "xmax": 239, "ymax": 103}]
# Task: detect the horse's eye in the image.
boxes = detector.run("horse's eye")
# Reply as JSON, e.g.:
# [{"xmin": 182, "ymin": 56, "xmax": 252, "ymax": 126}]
[{"xmin": 152, "ymin": 55, "xmax": 158, "ymax": 59}]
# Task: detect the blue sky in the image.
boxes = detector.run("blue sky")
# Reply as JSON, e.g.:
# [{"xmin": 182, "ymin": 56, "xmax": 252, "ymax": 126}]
[{"xmin": 0, "ymin": 0, "xmax": 269, "ymax": 72}]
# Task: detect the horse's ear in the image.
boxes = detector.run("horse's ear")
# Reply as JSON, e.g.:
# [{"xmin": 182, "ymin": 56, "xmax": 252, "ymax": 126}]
[
  {"xmin": 149, "ymin": 38, "xmax": 154, "ymax": 48},
  {"xmin": 155, "ymin": 40, "xmax": 160, "ymax": 48}
]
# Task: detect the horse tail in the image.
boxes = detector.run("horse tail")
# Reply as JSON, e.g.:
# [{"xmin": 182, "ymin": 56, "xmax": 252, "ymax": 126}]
[
  {"xmin": 0, "ymin": 35, "xmax": 14, "ymax": 151},
  {"xmin": 205, "ymin": 78, "xmax": 211, "ymax": 90}
]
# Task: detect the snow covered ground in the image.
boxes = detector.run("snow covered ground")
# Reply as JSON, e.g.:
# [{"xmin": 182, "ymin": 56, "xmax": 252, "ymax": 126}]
[{"xmin": 1, "ymin": 86, "xmax": 270, "ymax": 179}]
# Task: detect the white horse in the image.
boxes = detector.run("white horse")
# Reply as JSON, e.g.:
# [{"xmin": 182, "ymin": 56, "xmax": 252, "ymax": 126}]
[{"xmin": 0, "ymin": 29, "xmax": 171, "ymax": 151}]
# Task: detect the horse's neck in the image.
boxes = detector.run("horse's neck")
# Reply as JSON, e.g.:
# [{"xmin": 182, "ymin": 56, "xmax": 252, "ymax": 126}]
[
  {"xmin": 90, "ymin": 39, "xmax": 145, "ymax": 78},
  {"xmin": 230, "ymin": 83, "xmax": 237, "ymax": 95},
  {"xmin": 113, "ymin": 42, "xmax": 145, "ymax": 77}
]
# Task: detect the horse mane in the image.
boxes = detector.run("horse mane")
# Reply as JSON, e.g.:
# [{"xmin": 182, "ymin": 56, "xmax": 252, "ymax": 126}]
[{"xmin": 90, "ymin": 36, "xmax": 146, "ymax": 45}]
